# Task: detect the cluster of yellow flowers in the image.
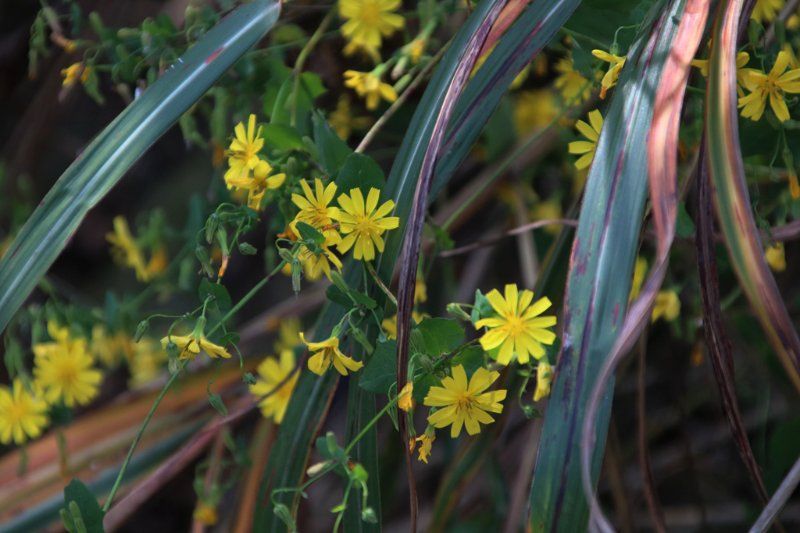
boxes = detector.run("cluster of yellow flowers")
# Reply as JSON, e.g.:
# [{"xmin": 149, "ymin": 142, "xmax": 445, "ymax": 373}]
[{"xmin": 0, "ymin": 322, "xmax": 103, "ymax": 445}]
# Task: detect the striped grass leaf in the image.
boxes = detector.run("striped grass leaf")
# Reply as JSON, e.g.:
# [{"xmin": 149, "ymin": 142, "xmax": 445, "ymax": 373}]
[
  {"xmin": 528, "ymin": 1, "xmax": 689, "ymax": 530},
  {"xmin": 705, "ymin": 0, "xmax": 800, "ymax": 392},
  {"xmin": 0, "ymin": 0, "xmax": 281, "ymax": 335}
]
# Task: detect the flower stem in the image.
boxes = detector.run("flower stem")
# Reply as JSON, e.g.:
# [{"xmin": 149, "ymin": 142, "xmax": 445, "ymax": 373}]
[{"xmin": 290, "ymin": 10, "xmax": 335, "ymax": 127}]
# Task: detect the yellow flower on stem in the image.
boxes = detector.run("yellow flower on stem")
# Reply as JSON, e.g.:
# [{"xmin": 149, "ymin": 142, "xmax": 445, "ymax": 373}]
[
  {"xmin": 533, "ymin": 360, "xmax": 553, "ymax": 402},
  {"xmin": 398, "ymin": 382, "xmax": 414, "ymax": 412},
  {"xmin": 554, "ymin": 55, "xmax": 591, "ymax": 103},
  {"xmin": 335, "ymin": 187, "xmax": 400, "ymax": 261},
  {"xmin": 226, "ymin": 159, "xmax": 285, "ymax": 211},
  {"xmin": 424, "ymin": 365, "xmax": 507, "ymax": 438},
  {"xmin": 33, "ymin": 330, "xmax": 102, "ymax": 408},
  {"xmin": 61, "ymin": 62, "xmax": 90, "ymax": 87},
  {"xmin": 592, "ymin": 49, "xmax": 626, "ymax": 99},
  {"xmin": 751, "ymin": 0, "xmax": 783, "ymax": 24},
  {"xmin": 339, "ymin": 0, "xmax": 404, "ymax": 58},
  {"xmin": 651, "ymin": 290, "xmax": 681, "ymax": 323},
  {"xmin": 738, "ymin": 51, "xmax": 800, "ymax": 123},
  {"xmin": 766, "ymin": 242, "xmax": 786, "ymax": 272},
  {"xmin": 329, "ymin": 96, "xmax": 371, "ymax": 140},
  {"xmin": 0, "ymin": 379, "xmax": 49, "ymax": 445},
  {"xmin": 291, "ymin": 179, "xmax": 341, "ymax": 244},
  {"xmin": 476, "ymin": 284, "xmax": 557, "ymax": 365},
  {"xmin": 160, "ymin": 331, "xmax": 231, "ymax": 360},
  {"xmin": 301, "ymin": 333, "xmax": 363, "ymax": 375},
  {"xmin": 249, "ymin": 350, "xmax": 298, "ymax": 424},
  {"xmin": 107, "ymin": 216, "xmax": 151, "ymax": 282},
  {"xmin": 344, "ymin": 69, "xmax": 398, "ymax": 111},
  {"xmin": 568, "ymin": 109, "xmax": 603, "ymax": 170},
  {"xmin": 224, "ymin": 114, "xmax": 265, "ymax": 184},
  {"xmin": 410, "ymin": 427, "xmax": 435, "ymax": 463},
  {"xmin": 298, "ymin": 237, "xmax": 344, "ymax": 281}
]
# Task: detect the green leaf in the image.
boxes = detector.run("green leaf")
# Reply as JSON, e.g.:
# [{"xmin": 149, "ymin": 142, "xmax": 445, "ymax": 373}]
[
  {"xmin": 313, "ymin": 111, "xmax": 353, "ymax": 177},
  {"xmin": 294, "ymin": 221, "xmax": 325, "ymax": 247},
  {"xmin": 62, "ymin": 479, "xmax": 104, "ymax": 533},
  {"xmin": 207, "ymin": 392, "xmax": 228, "ymax": 416},
  {"xmin": 262, "ymin": 123, "xmax": 306, "ymax": 152},
  {"xmin": 335, "ymin": 153, "xmax": 385, "ymax": 195},
  {"xmin": 415, "ymin": 318, "xmax": 464, "ymax": 357},
  {"xmin": 676, "ymin": 202, "xmax": 696, "ymax": 238},
  {"xmin": 359, "ymin": 339, "xmax": 396, "ymax": 394},
  {"xmin": 451, "ymin": 345, "xmax": 485, "ymax": 376},
  {"xmin": 198, "ymin": 278, "xmax": 232, "ymax": 314},
  {"xmin": 0, "ymin": 0, "xmax": 282, "ymax": 335},
  {"xmin": 471, "ymin": 289, "xmax": 493, "ymax": 323}
]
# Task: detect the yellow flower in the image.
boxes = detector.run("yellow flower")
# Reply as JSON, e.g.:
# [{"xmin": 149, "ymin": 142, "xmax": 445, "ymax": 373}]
[
  {"xmin": 128, "ymin": 338, "xmax": 167, "ymax": 389},
  {"xmin": 193, "ymin": 502, "xmax": 218, "ymax": 526},
  {"xmin": 398, "ymin": 382, "xmax": 414, "ymax": 412},
  {"xmin": 424, "ymin": 365, "xmax": 507, "ymax": 438},
  {"xmin": 344, "ymin": 70, "xmax": 398, "ymax": 111},
  {"xmin": 592, "ymin": 49, "xmax": 626, "ymax": 99},
  {"xmin": 273, "ymin": 317, "xmax": 300, "ymax": 353},
  {"xmin": 107, "ymin": 216, "xmax": 152, "ymax": 282},
  {"xmin": 291, "ymin": 179, "xmax": 341, "ymax": 244},
  {"xmin": 335, "ymin": 187, "xmax": 400, "ymax": 261},
  {"xmin": 298, "ymin": 239, "xmax": 343, "ymax": 281},
  {"xmin": 530, "ymin": 199, "xmax": 563, "ymax": 235},
  {"xmin": 160, "ymin": 333, "xmax": 231, "ymax": 360},
  {"xmin": 513, "ymin": 90, "xmax": 559, "ymax": 136},
  {"xmin": 554, "ymin": 56, "xmax": 591, "ymax": 103},
  {"xmin": 301, "ymin": 333, "xmax": 364, "ymax": 375},
  {"xmin": 692, "ymin": 51, "xmax": 751, "ymax": 96},
  {"xmin": 33, "ymin": 329, "xmax": 102, "ymax": 408},
  {"xmin": 751, "ymin": 0, "xmax": 783, "ymax": 24},
  {"xmin": 475, "ymin": 284, "xmax": 557, "ymax": 365},
  {"xmin": 226, "ymin": 159, "xmax": 286, "ymax": 211},
  {"xmin": 61, "ymin": 62, "xmax": 90, "ymax": 87},
  {"xmin": 381, "ymin": 311, "xmax": 424, "ymax": 340},
  {"xmin": 568, "ymin": 109, "xmax": 603, "ymax": 170},
  {"xmin": 91, "ymin": 325, "xmax": 134, "ymax": 368},
  {"xmin": 766, "ymin": 242, "xmax": 786, "ymax": 272},
  {"xmin": 411, "ymin": 428, "xmax": 435, "ymax": 463},
  {"xmin": 225, "ymin": 114, "xmax": 264, "ymax": 184},
  {"xmin": 250, "ymin": 350, "xmax": 298, "ymax": 424},
  {"xmin": 339, "ymin": 0, "xmax": 403, "ymax": 58},
  {"xmin": 739, "ymin": 51, "xmax": 800, "ymax": 122},
  {"xmin": 329, "ymin": 96, "xmax": 371, "ymax": 140},
  {"xmin": 0, "ymin": 379, "xmax": 49, "ymax": 445},
  {"xmin": 629, "ymin": 256, "xmax": 648, "ymax": 301},
  {"xmin": 651, "ymin": 290, "xmax": 680, "ymax": 323},
  {"xmin": 533, "ymin": 360, "xmax": 553, "ymax": 402}
]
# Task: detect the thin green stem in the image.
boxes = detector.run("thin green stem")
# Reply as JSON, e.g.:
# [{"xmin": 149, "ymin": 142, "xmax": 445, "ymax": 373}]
[
  {"xmin": 365, "ymin": 261, "xmax": 397, "ymax": 308},
  {"xmin": 290, "ymin": 10, "xmax": 335, "ymax": 126}
]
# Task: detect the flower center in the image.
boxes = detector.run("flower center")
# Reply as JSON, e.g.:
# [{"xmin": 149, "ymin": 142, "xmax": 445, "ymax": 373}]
[
  {"xmin": 56, "ymin": 360, "xmax": 79, "ymax": 385},
  {"xmin": 503, "ymin": 314, "xmax": 525, "ymax": 337},
  {"xmin": 354, "ymin": 215, "xmax": 378, "ymax": 235},
  {"xmin": 359, "ymin": 1, "xmax": 382, "ymax": 25}
]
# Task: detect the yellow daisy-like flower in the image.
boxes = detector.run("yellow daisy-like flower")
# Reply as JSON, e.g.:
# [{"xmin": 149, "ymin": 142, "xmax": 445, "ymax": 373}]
[
  {"xmin": 224, "ymin": 114, "xmax": 265, "ymax": 184},
  {"xmin": 533, "ymin": 360, "xmax": 553, "ymax": 402},
  {"xmin": 160, "ymin": 333, "xmax": 232, "ymax": 360},
  {"xmin": 249, "ymin": 350, "xmax": 298, "ymax": 424},
  {"xmin": 398, "ymin": 382, "xmax": 414, "ymax": 412},
  {"xmin": 301, "ymin": 333, "xmax": 364, "ymax": 375},
  {"xmin": 592, "ymin": 49, "xmax": 626, "ymax": 99},
  {"xmin": 61, "ymin": 62, "xmax": 90, "ymax": 87},
  {"xmin": 291, "ymin": 179, "xmax": 341, "ymax": 244},
  {"xmin": 513, "ymin": 90, "xmax": 559, "ymax": 136},
  {"xmin": 739, "ymin": 51, "xmax": 800, "ymax": 123},
  {"xmin": 766, "ymin": 242, "xmax": 786, "ymax": 272},
  {"xmin": 475, "ymin": 284, "xmax": 557, "ymax": 365},
  {"xmin": 33, "ymin": 332, "xmax": 102, "ymax": 408},
  {"xmin": 751, "ymin": 0, "xmax": 784, "ymax": 24},
  {"xmin": 424, "ymin": 365, "xmax": 507, "ymax": 438},
  {"xmin": 107, "ymin": 216, "xmax": 151, "ymax": 282},
  {"xmin": 568, "ymin": 109, "xmax": 603, "ymax": 170},
  {"xmin": 339, "ymin": 0, "xmax": 404, "ymax": 58},
  {"xmin": 335, "ymin": 187, "xmax": 400, "ymax": 261},
  {"xmin": 128, "ymin": 338, "xmax": 167, "ymax": 389},
  {"xmin": 651, "ymin": 290, "xmax": 681, "ymax": 323},
  {"xmin": 329, "ymin": 96, "xmax": 371, "ymax": 140},
  {"xmin": 226, "ymin": 159, "xmax": 286, "ymax": 211},
  {"xmin": 343, "ymin": 70, "xmax": 398, "ymax": 111},
  {"xmin": 411, "ymin": 428, "xmax": 435, "ymax": 463},
  {"xmin": 554, "ymin": 55, "xmax": 592, "ymax": 103},
  {"xmin": 0, "ymin": 379, "xmax": 49, "ymax": 445}
]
